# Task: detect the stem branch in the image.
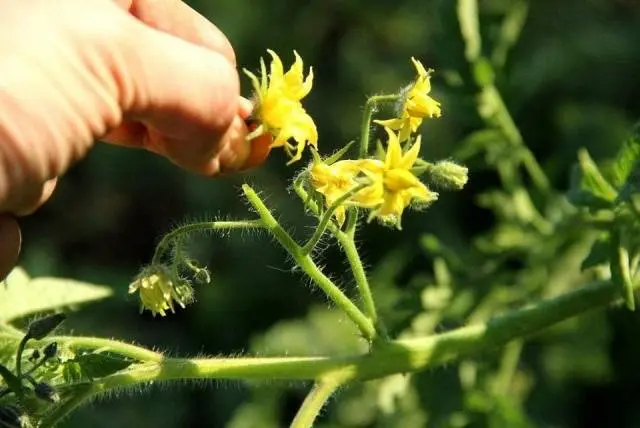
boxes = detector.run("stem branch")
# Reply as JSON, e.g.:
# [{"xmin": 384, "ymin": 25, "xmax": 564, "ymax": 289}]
[
  {"xmin": 242, "ymin": 185, "xmax": 376, "ymax": 341},
  {"xmin": 290, "ymin": 375, "xmax": 348, "ymax": 428},
  {"xmin": 151, "ymin": 220, "xmax": 265, "ymax": 265}
]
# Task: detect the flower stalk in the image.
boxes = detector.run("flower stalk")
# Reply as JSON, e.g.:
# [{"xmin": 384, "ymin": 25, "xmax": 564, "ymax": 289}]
[{"xmin": 242, "ymin": 184, "xmax": 376, "ymax": 341}]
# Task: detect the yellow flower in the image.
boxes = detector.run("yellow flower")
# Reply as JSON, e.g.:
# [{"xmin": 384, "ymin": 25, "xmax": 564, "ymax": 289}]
[
  {"xmin": 365, "ymin": 127, "xmax": 438, "ymax": 228},
  {"xmin": 310, "ymin": 159, "xmax": 383, "ymax": 226},
  {"xmin": 129, "ymin": 266, "xmax": 193, "ymax": 317},
  {"xmin": 244, "ymin": 50, "xmax": 318, "ymax": 163},
  {"xmin": 375, "ymin": 57, "xmax": 442, "ymax": 142}
]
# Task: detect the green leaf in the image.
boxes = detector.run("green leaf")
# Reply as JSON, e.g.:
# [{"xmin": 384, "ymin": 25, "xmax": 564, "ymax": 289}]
[
  {"xmin": 567, "ymin": 149, "xmax": 617, "ymax": 210},
  {"xmin": 70, "ymin": 351, "xmax": 133, "ymax": 381},
  {"xmin": 612, "ymin": 123, "xmax": 640, "ymax": 188},
  {"xmin": 581, "ymin": 235, "xmax": 610, "ymax": 271},
  {"xmin": 610, "ymin": 228, "xmax": 636, "ymax": 311},
  {"xmin": 60, "ymin": 351, "xmax": 133, "ymax": 384},
  {"xmin": 0, "ymin": 364, "xmax": 22, "ymax": 397},
  {"xmin": 26, "ymin": 314, "xmax": 67, "ymax": 341},
  {"xmin": 0, "ymin": 267, "xmax": 113, "ymax": 322},
  {"xmin": 617, "ymin": 161, "xmax": 640, "ymax": 203}
]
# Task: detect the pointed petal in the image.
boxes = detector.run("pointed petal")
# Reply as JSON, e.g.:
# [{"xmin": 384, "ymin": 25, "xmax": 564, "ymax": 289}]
[
  {"xmin": 374, "ymin": 118, "xmax": 403, "ymax": 130},
  {"xmin": 401, "ymin": 136, "xmax": 421, "ymax": 169},
  {"xmin": 267, "ymin": 49, "xmax": 284, "ymax": 84},
  {"xmin": 384, "ymin": 127, "xmax": 403, "ymax": 169},
  {"xmin": 259, "ymin": 57, "xmax": 268, "ymax": 93},
  {"xmin": 411, "ymin": 57, "xmax": 429, "ymax": 79}
]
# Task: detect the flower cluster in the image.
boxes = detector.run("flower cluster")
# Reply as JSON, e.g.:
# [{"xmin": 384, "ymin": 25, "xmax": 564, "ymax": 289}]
[
  {"xmin": 311, "ymin": 127, "xmax": 439, "ymax": 229},
  {"xmin": 244, "ymin": 50, "xmax": 318, "ymax": 164},
  {"xmin": 309, "ymin": 57, "xmax": 457, "ymax": 229},
  {"xmin": 130, "ymin": 53, "xmax": 467, "ymax": 315}
]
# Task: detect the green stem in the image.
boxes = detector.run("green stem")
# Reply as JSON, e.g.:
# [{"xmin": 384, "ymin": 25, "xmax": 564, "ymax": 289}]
[
  {"xmin": 151, "ymin": 220, "xmax": 265, "ymax": 265},
  {"xmin": 336, "ymin": 235, "xmax": 378, "ymax": 326},
  {"xmin": 302, "ymin": 183, "xmax": 369, "ymax": 255},
  {"xmin": 484, "ymin": 85, "xmax": 550, "ymax": 193},
  {"xmin": 14, "ymin": 335, "xmax": 28, "ymax": 378},
  {"xmin": 43, "ymin": 279, "xmax": 628, "ymax": 398},
  {"xmin": 39, "ymin": 384, "xmax": 95, "ymax": 428},
  {"xmin": 493, "ymin": 339, "xmax": 523, "ymax": 396},
  {"xmin": 292, "ymin": 181, "xmax": 379, "ymax": 325},
  {"xmin": 38, "ymin": 336, "xmax": 164, "ymax": 362},
  {"xmin": 290, "ymin": 375, "xmax": 347, "ymax": 428},
  {"xmin": 358, "ymin": 94, "xmax": 399, "ymax": 158},
  {"xmin": 242, "ymin": 185, "xmax": 376, "ymax": 341},
  {"xmin": 26, "ymin": 278, "xmax": 633, "ymax": 427}
]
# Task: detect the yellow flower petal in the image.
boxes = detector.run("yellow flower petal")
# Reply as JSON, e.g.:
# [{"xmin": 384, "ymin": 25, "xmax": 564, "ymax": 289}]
[
  {"xmin": 245, "ymin": 50, "xmax": 317, "ymax": 163},
  {"xmin": 374, "ymin": 58, "xmax": 441, "ymax": 142}
]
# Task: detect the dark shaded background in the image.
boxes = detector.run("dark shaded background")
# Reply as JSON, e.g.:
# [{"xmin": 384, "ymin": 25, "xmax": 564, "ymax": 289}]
[{"xmin": 16, "ymin": 0, "xmax": 640, "ymax": 426}]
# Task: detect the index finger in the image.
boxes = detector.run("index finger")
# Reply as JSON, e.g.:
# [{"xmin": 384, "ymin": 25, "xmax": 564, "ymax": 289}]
[{"xmin": 113, "ymin": 0, "xmax": 235, "ymax": 64}]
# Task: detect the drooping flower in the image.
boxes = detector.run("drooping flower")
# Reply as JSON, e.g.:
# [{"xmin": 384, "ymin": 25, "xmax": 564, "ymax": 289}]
[
  {"xmin": 128, "ymin": 266, "xmax": 194, "ymax": 317},
  {"xmin": 364, "ymin": 127, "xmax": 439, "ymax": 228},
  {"xmin": 244, "ymin": 50, "xmax": 317, "ymax": 164},
  {"xmin": 309, "ymin": 158, "xmax": 383, "ymax": 226},
  {"xmin": 375, "ymin": 57, "xmax": 442, "ymax": 142}
]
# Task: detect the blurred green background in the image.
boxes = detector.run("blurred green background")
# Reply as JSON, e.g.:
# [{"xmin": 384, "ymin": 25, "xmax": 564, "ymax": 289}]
[{"xmin": 16, "ymin": 0, "xmax": 640, "ymax": 426}]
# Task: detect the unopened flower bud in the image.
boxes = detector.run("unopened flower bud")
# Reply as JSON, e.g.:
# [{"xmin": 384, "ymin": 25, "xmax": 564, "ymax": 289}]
[
  {"xmin": 29, "ymin": 350, "xmax": 41, "ymax": 362},
  {"xmin": 430, "ymin": 161, "xmax": 469, "ymax": 190},
  {"xmin": 43, "ymin": 342, "xmax": 58, "ymax": 360},
  {"xmin": 34, "ymin": 382, "xmax": 59, "ymax": 403},
  {"xmin": 194, "ymin": 268, "xmax": 211, "ymax": 286},
  {"xmin": 27, "ymin": 313, "xmax": 66, "ymax": 340}
]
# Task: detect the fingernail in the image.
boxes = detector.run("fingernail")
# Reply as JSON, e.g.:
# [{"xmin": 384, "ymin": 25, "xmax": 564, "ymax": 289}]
[{"xmin": 239, "ymin": 97, "xmax": 254, "ymax": 119}]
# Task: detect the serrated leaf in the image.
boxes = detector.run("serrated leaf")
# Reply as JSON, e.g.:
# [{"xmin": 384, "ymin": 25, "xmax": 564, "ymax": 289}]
[
  {"xmin": 612, "ymin": 123, "xmax": 640, "ymax": 187},
  {"xmin": 581, "ymin": 235, "xmax": 610, "ymax": 271},
  {"xmin": 567, "ymin": 150, "xmax": 617, "ymax": 210},
  {"xmin": 0, "ymin": 268, "xmax": 113, "ymax": 322},
  {"xmin": 617, "ymin": 161, "xmax": 640, "ymax": 203},
  {"xmin": 610, "ymin": 228, "xmax": 636, "ymax": 311}
]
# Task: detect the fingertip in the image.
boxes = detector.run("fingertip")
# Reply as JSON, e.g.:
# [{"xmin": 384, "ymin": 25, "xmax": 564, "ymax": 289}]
[
  {"xmin": 239, "ymin": 97, "xmax": 254, "ymax": 119},
  {"xmin": 0, "ymin": 215, "xmax": 21, "ymax": 281},
  {"xmin": 240, "ymin": 133, "xmax": 272, "ymax": 171},
  {"xmin": 14, "ymin": 178, "xmax": 58, "ymax": 216},
  {"xmin": 216, "ymin": 115, "xmax": 251, "ymax": 173}
]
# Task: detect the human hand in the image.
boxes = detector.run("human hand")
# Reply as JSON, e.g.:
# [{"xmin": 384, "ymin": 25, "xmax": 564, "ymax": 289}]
[{"xmin": 0, "ymin": 0, "xmax": 259, "ymax": 280}]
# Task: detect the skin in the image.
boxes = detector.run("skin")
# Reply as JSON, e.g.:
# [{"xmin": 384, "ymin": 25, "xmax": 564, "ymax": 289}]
[{"xmin": 0, "ymin": 0, "xmax": 259, "ymax": 280}]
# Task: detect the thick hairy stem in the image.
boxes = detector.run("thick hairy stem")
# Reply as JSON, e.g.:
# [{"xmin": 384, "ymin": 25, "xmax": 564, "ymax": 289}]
[
  {"xmin": 242, "ymin": 184, "xmax": 376, "ymax": 341},
  {"xmin": 292, "ymin": 180, "xmax": 379, "ymax": 326},
  {"xmin": 23, "ymin": 277, "xmax": 630, "ymax": 428}
]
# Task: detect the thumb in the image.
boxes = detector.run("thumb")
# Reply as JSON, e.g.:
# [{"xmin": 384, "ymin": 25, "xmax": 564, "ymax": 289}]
[{"xmin": 104, "ymin": 13, "xmax": 250, "ymax": 174}]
